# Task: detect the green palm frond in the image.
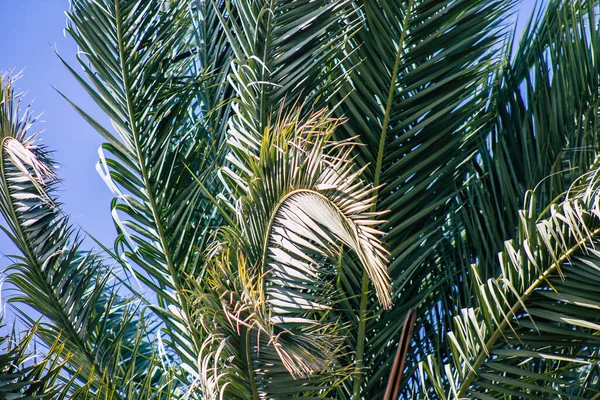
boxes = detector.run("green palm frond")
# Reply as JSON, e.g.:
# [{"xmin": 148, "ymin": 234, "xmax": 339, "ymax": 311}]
[
  {"xmin": 462, "ymin": 0, "xmax": 600, "ymax": 275},
  {"xmin": 4, "ymin": 0, "xmax": 600, "ymax": 398},
  {"xmin": 422, "ymin": 158, "xmax": 600, "ymax": 398},
  {"xmin": 406, "ymin": 1, "xmax": 600, "ymax": 398},
  {"xmin": 418, "ymin": 1, "xmax": 600, "ymax": 395},
  {"xmin": 327, "ymin": 0, "xmax": 516, "ymax": 395},
  {"xmin": 63, "ymin": 0, "xmax": 231, "ymax": 373},
  {"xmin": 215, "ymin": 0, "xmax": 358, "ymax": 172},
  {"xmin": 0, "ymin": 324, "xmax": 68, "ymax": 398},
  {"xmin": 0, "ymin": 74, "xmax": 164, "ymax": 397}
]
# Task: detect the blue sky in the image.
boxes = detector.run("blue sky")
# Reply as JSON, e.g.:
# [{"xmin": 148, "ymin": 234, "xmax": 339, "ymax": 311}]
[{"xmin": 0, "ymin": 0, "xmax": 537, "ymax": 264}]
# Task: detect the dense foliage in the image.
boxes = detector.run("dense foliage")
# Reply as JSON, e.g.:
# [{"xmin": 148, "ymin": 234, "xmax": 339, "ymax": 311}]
[{"xmin": 3, "ymin": 0, "xmax": 600, "ymax": 398}]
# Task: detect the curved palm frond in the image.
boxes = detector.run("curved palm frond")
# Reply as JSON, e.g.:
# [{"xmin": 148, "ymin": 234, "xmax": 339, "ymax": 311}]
[{"xmin": 192, "ymin": 109, "xmax": 390, "ymax": 398}]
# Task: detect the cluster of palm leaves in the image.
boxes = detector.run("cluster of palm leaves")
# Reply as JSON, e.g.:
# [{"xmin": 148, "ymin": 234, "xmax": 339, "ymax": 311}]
[{"xmin": 3, "ymin": 0, "xmax": 600, "ymax": 398}]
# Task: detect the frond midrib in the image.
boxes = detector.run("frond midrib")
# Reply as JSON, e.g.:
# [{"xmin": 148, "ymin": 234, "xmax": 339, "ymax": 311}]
[{"xmin": 354, "ymin": 1, "xmax": 415, "ymax": 397}]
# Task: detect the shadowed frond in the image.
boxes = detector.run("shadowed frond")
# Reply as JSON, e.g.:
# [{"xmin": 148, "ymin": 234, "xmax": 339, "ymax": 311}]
[{"xmin": 422, "ymin": 158, "xmax": 600, "ymax": 398}]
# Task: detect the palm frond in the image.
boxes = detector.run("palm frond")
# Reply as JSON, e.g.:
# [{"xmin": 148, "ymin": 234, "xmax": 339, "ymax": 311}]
[
  {"xmin": 462, "ymin": 0, "xmax": 600, "ymax": 274},
  {"xmin": 0, "ymin": 323, "xmax": 69, "ymax": 398},
  {"xmin": 419, "ymin": 2, "xmax": 600, "ymax": 395},
  {"xmin": 329, "ymin": 0, "xmax": 516, "ymax": 395},
  {"xmin": 0, "ymin": 74, "xmax": 162, "ymax": 397},
  {"xmin": 64, "ymin": 0, "xmax": 230, "ymax": 373},
  {"xmin": 194, "ymin": 109, "xmax": 390, "ymax": 398},
  {"xmin": 52, "ymin": 0, "xmax": 600, "ymax": 398},
  {"xmin": 422, "ymin": 157, "xmax": 600, "ymax": 398},
  {"xmin": 215, "ymin": 0, "xmax": 358, "ymax": 176}
]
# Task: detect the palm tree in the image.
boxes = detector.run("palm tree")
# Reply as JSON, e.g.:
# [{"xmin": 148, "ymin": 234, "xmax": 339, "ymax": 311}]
[{"xmin": 3, "ymin": 0, "xmax": 600, "ymax": 398}]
